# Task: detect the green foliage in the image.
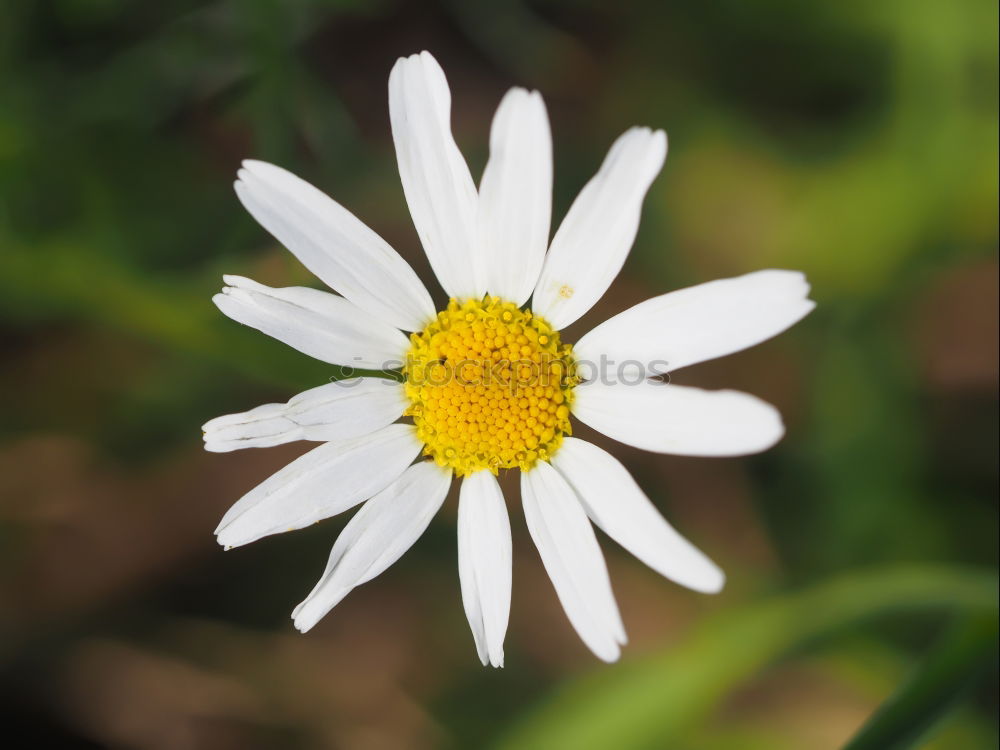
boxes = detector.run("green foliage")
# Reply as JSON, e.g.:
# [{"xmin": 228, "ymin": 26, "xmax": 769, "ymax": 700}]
[
  {"xmin": 497, "ymin": 566, "xmax": 998, "ymax": 750},
  {"xmin": 845, "ymin": 614, "xmax": 999, "ymax": 750}
]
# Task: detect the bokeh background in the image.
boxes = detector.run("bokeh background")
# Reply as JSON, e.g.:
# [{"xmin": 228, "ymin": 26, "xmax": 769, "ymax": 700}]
[{"xmin": 2, "ymin": 1, "xmax": 997, "ymax": 748}]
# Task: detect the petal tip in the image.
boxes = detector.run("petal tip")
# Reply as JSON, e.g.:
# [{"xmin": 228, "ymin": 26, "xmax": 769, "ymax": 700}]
[
  {"xmin": 215, "ymin": 526, "xmax": 242, "ymax": 548},
  {"xmin": 704, "ymin": 575, "xmax": 726, "ymax": 595},
  {"xmin": 596, "ymin": 644, "xmax": 622, "ymax": 663},
  {"xmin": 241, "ymin": 158, "xmax": 270, "ymax": 172},
  {"xmin": 692, "ymin": 564, "xmax": 726, "ymax": 594},
  {"xmin": 291, "ymin": 606, "xmax": 315, "ymax": 633}
]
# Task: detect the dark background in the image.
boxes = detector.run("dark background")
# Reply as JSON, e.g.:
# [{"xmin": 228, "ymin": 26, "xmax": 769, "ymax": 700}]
[{"xmin": 1, "ymin": 1, "xmax": 997, "ymax": 748}]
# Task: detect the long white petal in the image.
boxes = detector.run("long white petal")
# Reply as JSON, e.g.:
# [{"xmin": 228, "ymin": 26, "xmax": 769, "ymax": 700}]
[
  {"xmin": 458, "ymin": 471, "xmax": 512, "ymax": 667},
  {"xmin": 389, "ymin": 51, "xmax": 479, "ymax": 299},
  {"xmin": 235, "ymin": 160, "xmax": 434, "ymax": 332},
  {"xmin": 551, "ymin": 438, "xmax": 724, "ymax": 593},
  {"xmin": 572, "ymin": 381, "xmax": 784, "ymax": 457},
  {"xmin": 521, "ymin": 462, "xmax": 626, "ymax": 662},
  {"xmin": 292, "ymin": 461, "xmax": 451, "ymax": 632},
  {"xmin": 477, "ymin": 88, "xmax": 552, "ymax": 304},
  {"xmin": 213, "ymin": 276, "xmax": 409, "ymax": 370},
  {"xmin": 575, "ymin": 270, "xmax": 815, "ymax": 378},
  {"xmin": 215, "ymin": 424, "xmax": 422, "ymax": 549},
  {"xmin": 532, "ymin": 127, "xmax": 667, "ymax": 329},
  {"xmin": 202, "ymin": 378, "xmax": 408, "ymax": 453}
]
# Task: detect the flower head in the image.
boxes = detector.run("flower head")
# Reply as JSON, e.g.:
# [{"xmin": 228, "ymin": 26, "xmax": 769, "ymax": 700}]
[
  {"xmin": 204, "ymin": 51, "xmax": 815, "ymax": 665},
  {"xmin": 404, "ymin": 296, "xmax": 576, "ymax": 475}
]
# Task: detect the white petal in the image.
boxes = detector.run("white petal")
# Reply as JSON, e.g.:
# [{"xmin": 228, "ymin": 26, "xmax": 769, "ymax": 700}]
[
  {"xmin": 292, "ymin": 461, "xmax": 451, "ymax": 632},
  {"xmin": 477, "ymin": 88, "xmax": 552, "ymax": 304},
  {"xmin": 532, "ymin": 128, "xmax": 667, "ymax": 329},
  {"xmin": 202, "ymin": 377, "xmax": 408, "ymax": 453},
  {"xmin": 215, "ymin": 423, "xmax": 422, "ymax": 549},
  {"xmin": 235, "ymin": 160, "xmax": 435, "ymax": 332},
  {"xmin": 575, "ymin": 270, "xmax": 815, "ymax": 378},
  {"xmin": 389, "ymin": 51, "xmax": 479, "ymax": 299},
  {"xmin": 572, "ymin": 381, "xmax": 784, "ymax": 457},
  {"xmin": 458, "ymin": 471, "xmax": 512, "ymax": 667},
  {"xmin": 521, "ymin": 462, "xmax": 626, "ymax": 662},
  {"xmin": 551, "ymin": 438, "xmax": 724, "ymax": 593},
  {"xmin": 213, "ymin": 276, "xmax": 409, "ymax": 370}
]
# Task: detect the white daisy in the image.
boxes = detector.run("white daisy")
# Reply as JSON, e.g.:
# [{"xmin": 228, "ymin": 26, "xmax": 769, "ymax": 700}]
[{"xmin": 204, "ymin": 50, "xmax": 815, "ymax": 666}]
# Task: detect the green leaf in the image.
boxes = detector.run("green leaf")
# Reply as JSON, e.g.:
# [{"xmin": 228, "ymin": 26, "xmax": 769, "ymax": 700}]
[
  {"xmin": 494, "ymin": 565, "xmax": 998, "ymax": 750},
  {"xmin": 843, "ymin": 614, "xmax": 999, "ymax": 750}
]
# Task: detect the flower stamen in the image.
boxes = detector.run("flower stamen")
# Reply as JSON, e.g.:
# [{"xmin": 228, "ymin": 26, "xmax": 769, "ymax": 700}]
[{"xmin": 404, "ymin": 297, "xmax": 576, "ymax": 475}]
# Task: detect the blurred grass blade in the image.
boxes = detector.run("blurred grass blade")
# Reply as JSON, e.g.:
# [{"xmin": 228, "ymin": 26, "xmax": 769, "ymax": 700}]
[
  {"xmin": 844, "ymin": 614, "xmax": 999, "ymax": 750},
  {"xmin": 495, "ymin": 565, "xmax": 998, "ymax": 750}
]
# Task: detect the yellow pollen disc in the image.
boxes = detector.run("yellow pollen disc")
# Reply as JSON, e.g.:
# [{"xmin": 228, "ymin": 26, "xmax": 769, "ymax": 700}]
[{"xmin": 404, "ymin": 297, "xmax": 577, "ymax": 476}]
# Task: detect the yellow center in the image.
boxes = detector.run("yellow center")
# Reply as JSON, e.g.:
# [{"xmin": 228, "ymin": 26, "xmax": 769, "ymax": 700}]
[{"xmin": 404, "ymin": 297, "xmax": 576, "ymax": 476}]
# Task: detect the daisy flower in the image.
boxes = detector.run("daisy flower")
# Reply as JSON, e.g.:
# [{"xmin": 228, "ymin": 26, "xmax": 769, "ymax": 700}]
[{"xmin": 204, "ymin": 51, "xmax": 814, "ymax": 665}]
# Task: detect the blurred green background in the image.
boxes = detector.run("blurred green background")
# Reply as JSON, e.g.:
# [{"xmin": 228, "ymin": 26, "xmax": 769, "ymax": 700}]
[{"xmin": 1, "ymin": 0, "xmax": 997, "ymax": 748}]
